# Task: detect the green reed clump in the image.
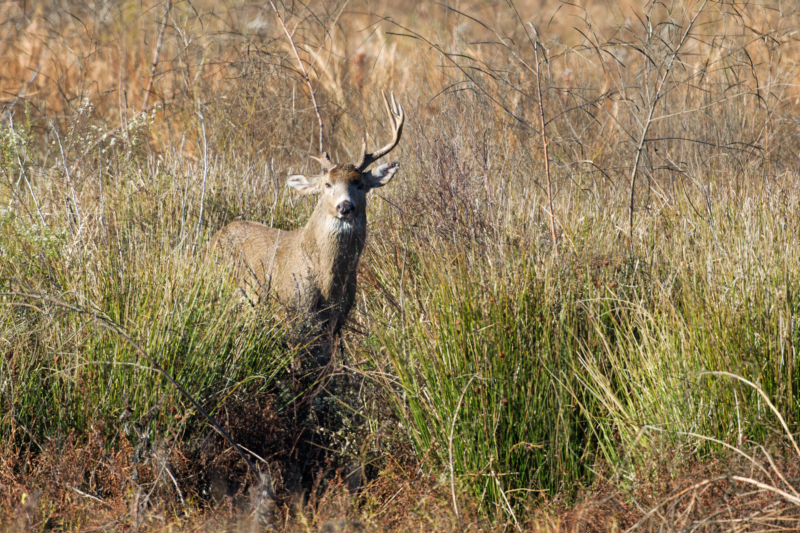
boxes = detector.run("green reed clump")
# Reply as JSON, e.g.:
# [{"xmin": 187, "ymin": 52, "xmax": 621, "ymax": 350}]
[
  {"xmin": 364, "ymin": 198, "xmax": 800, "ymax": 517},
  {"xmin": 365, "ymin": 237, "xmax": 596, "ymax": 512},
  {"xmin": 0, "ymin": 143, "xmax": 300, "ymax": 449},
  {"xmin": 1, "ymin": 249, "xmax": 296, "ymax": 446}
]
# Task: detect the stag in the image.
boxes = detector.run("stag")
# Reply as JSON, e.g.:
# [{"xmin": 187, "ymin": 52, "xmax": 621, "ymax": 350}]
[{"xmin": 212, "ymin": 92, "xmax": 404, "ymax": 338}]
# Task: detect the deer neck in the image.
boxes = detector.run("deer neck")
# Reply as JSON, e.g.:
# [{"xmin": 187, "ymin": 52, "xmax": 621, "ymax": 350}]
[{"xmin": 300, "ymin": 204, "xmax": 366, "ymax": 297}]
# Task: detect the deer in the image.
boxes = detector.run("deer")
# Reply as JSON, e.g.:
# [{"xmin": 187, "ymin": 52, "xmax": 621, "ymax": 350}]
[{"xmin": 211, "ymin": 92, "xmax": 404, "ymax": 342}]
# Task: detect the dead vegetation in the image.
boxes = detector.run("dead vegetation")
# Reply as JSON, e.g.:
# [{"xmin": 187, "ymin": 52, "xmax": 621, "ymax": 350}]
[{"xmin": 2, "ymin": 0, "xmax": 800, "ymax": 530}]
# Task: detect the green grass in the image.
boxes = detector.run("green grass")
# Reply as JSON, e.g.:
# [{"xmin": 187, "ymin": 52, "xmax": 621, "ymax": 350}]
[
  {"xmin": 362, "ymin": 181, "xmax": 800, "ymax": 516},
  {"xmin": 1, "ymin": 0, "xmax": 800, "ymax": 529},
  {"xmin": 0, "ymin": 154, "xmax": 299, "ymax": 450}
]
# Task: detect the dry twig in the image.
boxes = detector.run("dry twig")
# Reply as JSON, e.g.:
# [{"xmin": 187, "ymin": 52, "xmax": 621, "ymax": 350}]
[
  {"xmin": 1, "ymin": 52, "xmax": 46, "ymax": 125},
  {"xmin": 628, "ymin": 1, "xmax": 707, "ymax": 245},
  {"xmin": 271, "ymin": 2, "xmax": 325, "ymax": 153},
  {"xmin": 533, "ymin": 41, "xmax": 558, "ymax": 256},
  {"xmin": 141, "ymin": 0, "xmax": 173, "ymax": 113}
]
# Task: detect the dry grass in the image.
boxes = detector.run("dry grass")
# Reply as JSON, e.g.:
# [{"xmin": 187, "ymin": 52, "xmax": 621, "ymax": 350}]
[{"xmin": 2, "ymin": 0, "xmax": 800, "ymax": 530}]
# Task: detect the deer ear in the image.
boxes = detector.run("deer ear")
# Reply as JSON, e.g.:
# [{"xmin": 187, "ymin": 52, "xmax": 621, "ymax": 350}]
[
  {"xmin": 365, "ymin": 162, "xmax": 399, "ymax": 189},
  {"xmin": 287, "ymin": 174, "xmax": 319, "ymax": 195}
]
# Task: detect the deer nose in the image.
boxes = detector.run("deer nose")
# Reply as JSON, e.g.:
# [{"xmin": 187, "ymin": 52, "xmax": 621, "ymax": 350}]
[{"xmin": 337, "ymin": 201, "xmax": 355, "ymax": 217}]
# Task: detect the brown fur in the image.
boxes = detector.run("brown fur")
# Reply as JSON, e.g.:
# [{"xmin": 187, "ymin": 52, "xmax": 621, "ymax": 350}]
[{"xmin": 211, "ymin": 163, "xmax": 396, "ymax": 335}]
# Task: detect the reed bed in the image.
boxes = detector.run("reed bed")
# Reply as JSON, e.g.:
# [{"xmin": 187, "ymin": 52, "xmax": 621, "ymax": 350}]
[{"xmin": 1, "ymin": 0, "xmax": 800, "ymax": 530}]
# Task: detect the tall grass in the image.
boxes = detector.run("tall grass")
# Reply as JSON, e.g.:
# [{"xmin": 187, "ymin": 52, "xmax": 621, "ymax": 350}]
[
  {"xmin": 364, "ymin": 168, "xmax": 799, "ymax": 515},
  {"xmin": 0, "ymin": 159, "xmax": 297, "ymax": 448},
  {"xmin": 1, "ymin": 0, "xmax": 800, "ymax": 528}
]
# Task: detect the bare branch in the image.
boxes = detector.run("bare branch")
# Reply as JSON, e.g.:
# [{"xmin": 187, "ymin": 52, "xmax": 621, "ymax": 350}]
[
  {"xmin": 628, "ymin": 1, "xmax": 707, "ymax": 246},
  {"xmin": 271, "ymin": 2, "xmax": 325, "ymax": 154},
  {"xmin": 534, "ymin": 42, "xmax": 558, "ymax": 256},
  {"xmin": 2, "ymin": 52, "xmax": 47, "ymax": 125},
  {"xmin": 141, "ymin": 0, "xmax": 173, "ymax": 113},
  {"xmin": 141, "ymin": 0, "xmax": 172, "ymax": 113}
]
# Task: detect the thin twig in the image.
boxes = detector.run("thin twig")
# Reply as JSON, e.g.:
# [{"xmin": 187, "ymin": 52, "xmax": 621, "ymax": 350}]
[
  {"xmin": 628, "ymin": 0, "xmax": 707, "ymax": 246},
  {"xmin": 730, "ymin": 476, "xmax": 800, "ymax": 505},
  {"xmin": 491, "ymin": 467, "xmax": 522, "ymax": 532},
  {"xmin": 625, "ymin": 478, "xmax": 718, "ymax": 532},
  {"xmin": 2, "ymin": 52, "xmax": 46, "ymax": 125},
  {"xmin": 52, "ymin": 123, "xmax": 82, "ymax": 239},
  {"xmin": 270, "ymin": 2, "xmax": 325, "ymax": 153},
  {"xmin": 69, "ymin": 98, "xmax": 172, "ymax": 174},
  {"xmin": 8, "ymin": 114, "xmax": 45, "ymax": 226},
  {"xmin": 66, "ymin": 483, "xmax": 104, "ymax": 503},
  {"xmin": 534, "ymin": 41, "xmax": 558, "ymax": 256},
  {"xmin": 193, "ymin": 108, "xmax": 209, "ymax": 253},
  {"xmin": 141, "ymin": 0, "xmax": 173, "ymax": 113},
  {"xmin": 307, "ymin": 0, "xmax": 349, "ymax": 76}
]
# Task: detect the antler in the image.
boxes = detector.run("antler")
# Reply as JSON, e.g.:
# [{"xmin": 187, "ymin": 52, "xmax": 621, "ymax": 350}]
[
  {"xmin": 310, "ymin": 151, "xmax": 336, "ymax": 172},
  {"xmin": 355, "ymin": 91, "xmax": 404, "ymax": 171}
]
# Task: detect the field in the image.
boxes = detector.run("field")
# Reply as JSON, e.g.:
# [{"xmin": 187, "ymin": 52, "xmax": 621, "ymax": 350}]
[{"xmin": 1, "ymin": 0, "xmax": 800, "ymax": 531}]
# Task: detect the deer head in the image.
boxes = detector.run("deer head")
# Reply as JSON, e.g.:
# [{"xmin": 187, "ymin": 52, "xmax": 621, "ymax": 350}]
[{"xmin": 285, "ymin": 91, "xmax": 404, "ymax": 229}]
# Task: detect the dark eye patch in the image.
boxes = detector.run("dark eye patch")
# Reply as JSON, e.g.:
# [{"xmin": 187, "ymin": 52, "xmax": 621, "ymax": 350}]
[{"xmin": 325, "ymin": 182, "xmax": 332, "ymax": 188}]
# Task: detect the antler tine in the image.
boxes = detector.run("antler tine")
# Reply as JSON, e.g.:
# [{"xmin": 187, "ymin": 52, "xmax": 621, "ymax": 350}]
[
  {"xmin": 355, "ymin": 90, "xmax": 405, "ymax": 171},
  {"xmin": 354, "ymin": 138, "xmax": 367, "ymax": 169},
  {"xmin": 310, "ymin": 151, "xmax": 336, "ymax": 171}
]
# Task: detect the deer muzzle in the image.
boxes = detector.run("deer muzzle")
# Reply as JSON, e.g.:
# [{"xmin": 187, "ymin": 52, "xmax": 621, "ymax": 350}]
[{"xmin": 337, "ymin": 200, "xmax": 355, "ymax": 218}]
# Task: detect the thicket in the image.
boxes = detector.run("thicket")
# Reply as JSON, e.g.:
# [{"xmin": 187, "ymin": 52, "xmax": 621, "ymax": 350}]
[{"xmin": 1, "ymin": 0, "xmax": 799, "ymax": 530}]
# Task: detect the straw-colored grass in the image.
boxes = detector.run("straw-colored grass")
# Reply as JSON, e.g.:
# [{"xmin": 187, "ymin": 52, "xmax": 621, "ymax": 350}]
[{"xmin": 1, "ymin": 0, "xmax": 800, "ymax": 530}]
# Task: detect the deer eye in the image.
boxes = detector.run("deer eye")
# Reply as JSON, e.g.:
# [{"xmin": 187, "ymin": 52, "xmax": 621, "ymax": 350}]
[
  {"xmin": 325, "ymin": 182, "xmax": 332, "ymax": 189},
  {"xmin": 356, "ymin": 183, "xmax": 365, "ymax": 190}
]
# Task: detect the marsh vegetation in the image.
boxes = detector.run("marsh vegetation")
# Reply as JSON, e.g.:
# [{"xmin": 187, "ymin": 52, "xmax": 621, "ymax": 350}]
[{"xmin": 1, "ymin": 0, "xmax": 800, "ymax": 530}]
